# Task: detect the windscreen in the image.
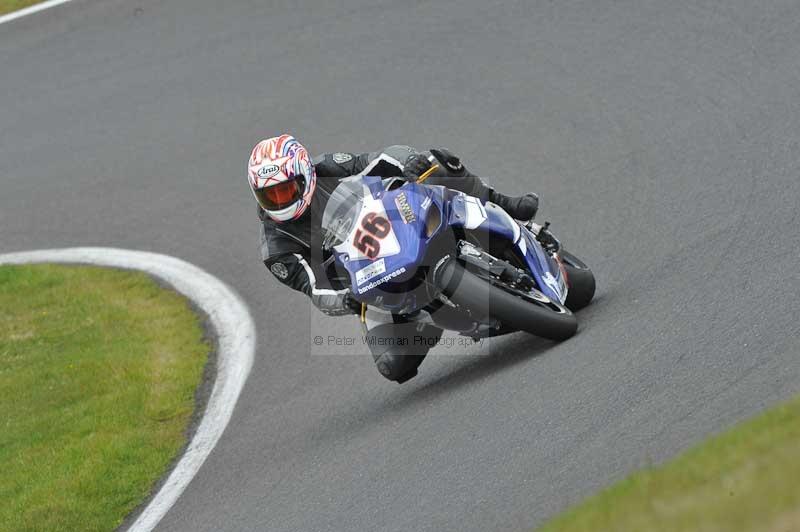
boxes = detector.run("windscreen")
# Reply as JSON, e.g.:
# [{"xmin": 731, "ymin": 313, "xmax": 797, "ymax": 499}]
[{"xmin": 321, "ymin": 176, "xmax": 366, "ymax": 252}]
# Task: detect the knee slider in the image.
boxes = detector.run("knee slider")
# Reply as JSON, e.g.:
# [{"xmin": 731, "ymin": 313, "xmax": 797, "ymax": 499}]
[{"xmin": 365, "ymin": 322, "xmax": 442, "ymax": 383}]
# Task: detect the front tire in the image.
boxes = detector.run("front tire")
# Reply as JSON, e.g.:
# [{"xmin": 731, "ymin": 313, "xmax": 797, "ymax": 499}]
[
  {"xmin": 436, "ymin": 260, "xmax": 578, "ymax": 341},
  {"xmin": 560, "ymin": 250, "xmax": 596, "ymax": 311}
]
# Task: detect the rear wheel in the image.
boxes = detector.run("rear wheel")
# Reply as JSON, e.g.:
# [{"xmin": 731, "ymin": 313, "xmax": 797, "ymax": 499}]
[
  {"xmin": 436, "ymin": 260, "xmax": 578, "ymax": 341},
  {"xmin": 559, "ymin": 250, "xmax": 596, "ymax": 311}
]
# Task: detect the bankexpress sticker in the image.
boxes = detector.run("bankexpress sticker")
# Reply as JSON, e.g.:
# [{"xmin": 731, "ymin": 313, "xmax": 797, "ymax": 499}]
[
  {"xmin": 357, "ymin": 266, "xmax": 407, "ymax": 294},
  {"xmin": 355, "ymin": 258, "xmax": 386, "ymax": 285}
]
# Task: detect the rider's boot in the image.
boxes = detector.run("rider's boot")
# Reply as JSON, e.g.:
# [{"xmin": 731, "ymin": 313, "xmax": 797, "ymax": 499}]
[{"xmin": 488, "ymin": 190, "xmax": 539, "ymax": 221}]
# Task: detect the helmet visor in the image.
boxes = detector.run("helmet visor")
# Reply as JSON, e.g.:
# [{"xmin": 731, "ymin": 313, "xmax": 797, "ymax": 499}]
[{"xmin": 255, "ymin": 178, "xmax": 303, "ymax": 211}]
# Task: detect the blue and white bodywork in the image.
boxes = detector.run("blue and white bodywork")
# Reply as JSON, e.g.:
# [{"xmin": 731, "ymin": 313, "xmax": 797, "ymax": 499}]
[{"xmin": 323, "ymin": 175, "xmax": 568, "ymax": 315}]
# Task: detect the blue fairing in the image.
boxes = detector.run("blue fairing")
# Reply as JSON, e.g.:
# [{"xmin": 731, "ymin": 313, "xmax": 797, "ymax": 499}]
[
  {"xmin": 333, "ymin": 176, "xmax": 444, "ymax": 311},
  {"xmin": 443, "ymin": 189, "xmax": 567, "ymax": 303},
  {"xmin": 517, "ymin": 226, "xmax": 567, "ymax": 302},
  {"xmin": 333, "ymin": 175, "xmax": 567, "ymax": 311}
]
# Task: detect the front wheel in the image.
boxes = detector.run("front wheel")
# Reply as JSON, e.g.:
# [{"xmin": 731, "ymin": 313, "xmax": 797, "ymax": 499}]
[
  {"xmin": 559, "ymin": 250, "xmax": 596, "ymax": 311},
  {"xmin": 436, "ymin": 260, "xmax": 578, "ymax": 341}
]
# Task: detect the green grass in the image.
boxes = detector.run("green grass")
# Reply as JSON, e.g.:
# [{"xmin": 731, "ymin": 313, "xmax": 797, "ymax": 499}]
[
  {"xmin": 0, "ymin": 264, "xmax": 209, "ymax": 532},
  {"xmin": 538, "ymin": 396, "xmax": 800, "ymax": 532},
  {"xmin": 0, "ymin": 0, "xmax": 42, "ymax": 16}
]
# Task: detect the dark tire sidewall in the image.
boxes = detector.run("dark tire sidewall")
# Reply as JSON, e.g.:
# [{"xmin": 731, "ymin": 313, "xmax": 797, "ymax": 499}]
[{"xmin": 437, "ymin": 260, "xmax": 578, "ymax": 341}]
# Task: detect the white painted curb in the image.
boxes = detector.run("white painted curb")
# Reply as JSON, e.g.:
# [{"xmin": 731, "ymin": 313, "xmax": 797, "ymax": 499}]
[
  {"xmin": 0, "ymin": 248, "xmax": 256, "ymax": 532},
  {"xmin": 0, "ymin": 0, "xmax": 76, "ymax": 26}
]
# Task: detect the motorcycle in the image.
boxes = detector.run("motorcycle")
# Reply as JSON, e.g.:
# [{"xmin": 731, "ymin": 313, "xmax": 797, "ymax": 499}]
[{"xmin": 320, "ymin": 171, "xmax": 595, "ymax": 345}]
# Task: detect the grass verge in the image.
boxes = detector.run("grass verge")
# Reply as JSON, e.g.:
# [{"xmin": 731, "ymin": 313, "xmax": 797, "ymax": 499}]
[
  {"xmin": 0, "ymin": 264, "xmax": 209, "ymax": 532},
  {"xmin": 538, "ymin": 396, "xmax": 800, "ymax": 532},
  {"xmin": 0, "ymin": 0, "xmax": 43, "ymax": 16}
]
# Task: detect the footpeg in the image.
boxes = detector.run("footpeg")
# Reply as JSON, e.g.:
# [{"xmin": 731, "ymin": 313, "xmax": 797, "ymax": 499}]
[
  {"xmin": 457, "ymin": 241, "xmax": 535, "ymax": 290},
  {"xmin": 535, "ymin": 221, "xmax": 561, "ymax": 252}
]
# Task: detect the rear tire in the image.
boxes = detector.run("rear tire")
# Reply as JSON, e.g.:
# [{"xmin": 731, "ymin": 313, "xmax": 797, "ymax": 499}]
[
  {"xmin": 436, "ymin": 260, "xmax": 578, "ymax": 341},
  {"xmin": 560, "ymin": 250, "xmax": 596, "ymax": 311}
]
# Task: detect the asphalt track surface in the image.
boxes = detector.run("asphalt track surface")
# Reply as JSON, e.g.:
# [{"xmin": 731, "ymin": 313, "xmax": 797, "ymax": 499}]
[{"xmin": 2, "ymin": 1, "xmax": 800, "ymax": 531}]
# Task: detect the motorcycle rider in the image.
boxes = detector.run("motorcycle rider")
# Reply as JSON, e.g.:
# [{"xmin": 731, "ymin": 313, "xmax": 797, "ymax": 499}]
[{"xmin": 249, "ymin": 134, "xmax": 540, "ymax": 383}]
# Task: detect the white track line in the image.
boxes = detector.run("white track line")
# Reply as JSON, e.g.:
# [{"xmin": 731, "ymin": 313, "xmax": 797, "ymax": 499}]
[
  {"xmin": 0, "ymin": 0, "xmax": 76, "ymax": 26},
  {"xmin": 0, "ymin": 248, "xmax": 256, "ymax": 532}
]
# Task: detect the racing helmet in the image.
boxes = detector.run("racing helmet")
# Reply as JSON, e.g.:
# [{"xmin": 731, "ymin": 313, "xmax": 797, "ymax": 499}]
[{"xmin": 248, "ymin": 134, "xmax": 317, "ymax": 222}]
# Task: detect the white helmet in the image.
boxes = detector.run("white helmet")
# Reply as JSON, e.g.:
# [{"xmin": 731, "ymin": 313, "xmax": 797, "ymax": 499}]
[{"xmin": 247, "ymin": 134, "xmax": 317, "ymax": 222}]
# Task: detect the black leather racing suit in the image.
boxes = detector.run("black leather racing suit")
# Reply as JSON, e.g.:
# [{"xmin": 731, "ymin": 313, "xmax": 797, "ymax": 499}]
[
  {"xmin": 259, "ymin": 145, "xmax": 494, "ymax": 312},
  {"xmin": 259, "ymin": 145, "xmax": 498, "ymax": 383}
]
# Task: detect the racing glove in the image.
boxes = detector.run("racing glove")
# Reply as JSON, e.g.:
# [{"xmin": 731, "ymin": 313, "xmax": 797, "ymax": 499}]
[
  {"xmin": 429, "ymin": 147, "xmax": 468, "ymax": 176},
  {"xmin": 403, "ymin": 153, "xmax": 436, "ymax": 180},
  {"xmin": 266, "ymin": 253, "xmax": 362, "ymax": 317},
  {"xmin": 405, "ymin": 148, "xmax": 472, "ymax": 180},
  {"xmin": 312, "ymin": 289, "xmax": 363, "ymax": 317}
]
